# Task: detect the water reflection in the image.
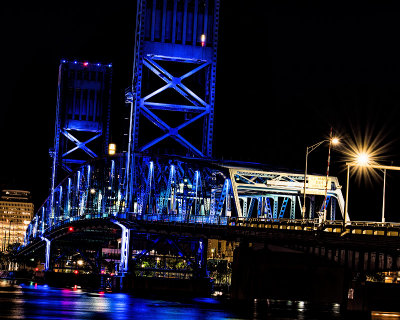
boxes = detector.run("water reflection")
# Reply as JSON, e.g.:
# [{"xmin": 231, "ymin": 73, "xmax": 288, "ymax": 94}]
[{"xmin": 0, "ymin": 280, "xmax": 346, "ymax": 319}]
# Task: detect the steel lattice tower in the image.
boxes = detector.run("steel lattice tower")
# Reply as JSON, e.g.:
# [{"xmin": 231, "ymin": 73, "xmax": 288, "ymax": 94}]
[
  {"xmin": 50, "ymin": 60, "xmax": 112, "ymax": 210},
  {"xmin": 125, "ymin": 0, "xmax": 220, "ymax": 209},
  {"xmin": 128, "ymin": 0, "xmax": 219, "ymax": 158}
]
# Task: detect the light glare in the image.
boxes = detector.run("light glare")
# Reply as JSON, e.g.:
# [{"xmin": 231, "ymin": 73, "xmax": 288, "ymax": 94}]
[
  {"xmin": 340, "ymin": 125, "xmax": 392, "ymax": 185},
  {"xmin": 331, "ymin": 137, "xmax": 340, "ymax": 145},
  {"xmin": 108, "ymin": 143, "xmax": 116, "ymax": 155},
  {"xmin": 356, "ymin": 152, "xmax": 370, "ymax": 166}
]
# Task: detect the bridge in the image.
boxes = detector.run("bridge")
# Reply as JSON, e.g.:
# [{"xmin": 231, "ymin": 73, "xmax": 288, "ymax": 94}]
[{"xmin": 15, "ymin": 0, "xmax": 400, "ymax": 309}]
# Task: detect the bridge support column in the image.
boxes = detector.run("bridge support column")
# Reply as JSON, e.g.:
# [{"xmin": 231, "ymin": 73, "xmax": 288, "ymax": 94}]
[
  {"xmin": 111, "ymin": 220, "xmax": 132, "ymax": 275},
  {"xmin": 112, "ymin": 221, "xmax": 133, "ymax": 291},
  {"xmin": 41, "ymin": 237, "xmax": 51, "ymax": 271}
]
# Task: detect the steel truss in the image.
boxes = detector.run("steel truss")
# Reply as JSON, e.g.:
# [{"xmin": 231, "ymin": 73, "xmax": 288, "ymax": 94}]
[
  {"xmin": 228, "ymin": 168, "xmax": 346, "ymax": 221},
  {"xmin": 24, "ymin": 155, "xmax": 346, "ymax": 246}
]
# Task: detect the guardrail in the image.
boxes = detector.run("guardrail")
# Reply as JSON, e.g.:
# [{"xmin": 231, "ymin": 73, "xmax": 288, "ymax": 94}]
[{"xmin": 134, "ymin": 214, "xmax": 400, "ymax": 236}]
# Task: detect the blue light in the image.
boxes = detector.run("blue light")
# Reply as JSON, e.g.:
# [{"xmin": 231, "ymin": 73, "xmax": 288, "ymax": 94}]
[
  {"xmin": 108, "ymin": 64, "xmax": 112, "ymax": 67},
  {"xmin": 74, "ymin": 61, "xmax": 78, "ymax": 64},
  {"xmin": 96, "ymin": 63, "xmax": 101, "ymax": 66},
  {"xmin": 61, "ymin": 60, "xmax": 67, "ymax": 63}
]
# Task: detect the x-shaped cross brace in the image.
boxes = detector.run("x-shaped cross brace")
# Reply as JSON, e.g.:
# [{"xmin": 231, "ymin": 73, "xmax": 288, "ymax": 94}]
[
  {"xmin": 137, "ymin": 57, "xmax": 212, "ymax": 157},
  {"xmin": 61, "ymin": 129, "xmax": 101, "ymax": 170}
]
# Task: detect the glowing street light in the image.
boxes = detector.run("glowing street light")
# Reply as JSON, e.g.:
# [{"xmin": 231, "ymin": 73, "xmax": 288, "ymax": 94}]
[
  {"xmin": 322, "ymin": 130, "xmax": 340, "ymax": 223},
  {"xmin": 345, "ymin": 153, "xmax": 400, "ymax": 224},
  {"xmin": 331, "ymin": 137, "xmax": 339, "ymax": 145},
  {"xmin": 355, "ymin": 152, "xmax": 370, "ymax": 166},
  {"xmin": 302, "ymin": 130, "xmax": 340, "ymax": 220}
]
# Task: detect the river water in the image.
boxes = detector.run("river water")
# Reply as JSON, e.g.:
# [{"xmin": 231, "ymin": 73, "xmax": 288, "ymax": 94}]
[{"xmin": 0, "ymin": 280, "xmax": 351, "ymax": 319}]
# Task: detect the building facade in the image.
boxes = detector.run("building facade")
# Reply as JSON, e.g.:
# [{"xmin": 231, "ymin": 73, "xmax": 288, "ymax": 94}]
[{"xmin": 0, "ymin": 190, "xmax": 34, "ymax": 251}]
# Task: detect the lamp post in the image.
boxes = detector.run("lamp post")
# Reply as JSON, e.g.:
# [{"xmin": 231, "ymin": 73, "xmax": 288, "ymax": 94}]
[
  {"xmin": 345, "ymin": 158, "xmax": 400, "ymax": 224},
  {"xmin": 302, "ymin": 133, "xmax": 339, "ymax": 220},
  {"xmin": 344, "ymin": 163, "xmax": 350, "ymax": 225}
]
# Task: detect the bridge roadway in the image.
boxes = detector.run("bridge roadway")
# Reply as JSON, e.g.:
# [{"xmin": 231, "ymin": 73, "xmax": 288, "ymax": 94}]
[
  {"xmin": 135, "ymin": 215, "xmax": 400, "ymax": 251},
  {"xmin": 134, "ymin": 215, "xmax": 400, "ymax": 274},
  {"xmin": 19, "ymin": 214, "xmax": 400, "ymax": 273}
]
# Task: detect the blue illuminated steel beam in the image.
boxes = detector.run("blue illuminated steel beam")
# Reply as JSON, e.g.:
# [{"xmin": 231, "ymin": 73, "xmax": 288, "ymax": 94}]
[
  {"xmin": 265, "ymin": 197, "xmax": 273, "ymax": 218},
  {"xmin": 279, "ymin": 197, "xmax": 289, "ymax": 219}
]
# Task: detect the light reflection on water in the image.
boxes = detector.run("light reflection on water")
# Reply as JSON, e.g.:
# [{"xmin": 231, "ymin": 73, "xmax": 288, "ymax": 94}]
[{"xmin": 0, "ymin": 280, "xmax": 345, "ymax": 320}]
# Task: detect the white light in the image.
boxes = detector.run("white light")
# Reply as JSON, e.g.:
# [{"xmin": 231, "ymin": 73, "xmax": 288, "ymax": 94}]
[
  {"xmin": 331, "ymin": 137, "xmax": 340, "ymax": 145},
  {"xmin": 201, "ymin": 34, "xmax": 206, "ymax": 47},
  {"xmin": 356, "ymin": 152, "xmax": 370, "ymax": 166}
]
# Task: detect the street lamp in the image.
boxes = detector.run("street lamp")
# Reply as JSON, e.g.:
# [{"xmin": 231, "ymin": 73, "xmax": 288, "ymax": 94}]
[
  {"xmin": 322, "ymin": 131, "xmax": 340, "ymax": 223},
  {"xmin": 345, "ymin": 154, "xmax": 400, "ymax": 224},
  {"xmin": 302, "ymin": 132, "xmax": 340, "ymax": 220}
]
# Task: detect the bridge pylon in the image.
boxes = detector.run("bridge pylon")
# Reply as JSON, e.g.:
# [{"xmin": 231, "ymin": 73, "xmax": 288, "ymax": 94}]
[
  {"xmin": 50, "ymin": 61, "xmax": 112, "ymax": 224},
  {"xmin": 125, "ymin": 0, "xmax": 221, "ymax": 211}
]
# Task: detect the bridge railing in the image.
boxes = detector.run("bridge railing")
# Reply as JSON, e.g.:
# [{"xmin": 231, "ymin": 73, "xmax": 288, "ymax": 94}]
[
  {"xmin": 133, "ymin": 216, "xmax": 400, "ymax": 237},
  {"xmin": 135, "ymin": 214, "xmax": 229, "ymax": 225},
  {"xmin": 134, "ymin": 214, "xmax": 343, "ymax": 229}
]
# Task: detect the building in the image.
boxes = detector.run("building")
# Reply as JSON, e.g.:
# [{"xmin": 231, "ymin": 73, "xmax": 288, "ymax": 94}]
[{"xmin": 0, "ymin": 190, "xmax": 34, "ymax": 251}]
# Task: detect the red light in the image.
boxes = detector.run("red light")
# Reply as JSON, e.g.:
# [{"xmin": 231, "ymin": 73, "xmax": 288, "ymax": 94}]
[
  {"xmin": 83, "ymin": 62, "xmax": 88, "ymax": 67},
  {"xmin": 35, "ymin": 268, "xmax": 39, "ymax": 271},
  {"xmin": 68, "ymin": 226, "xmax": 74, "ymax": 232},
  {"xmin": 74, "ymin": 270, "xmax": 79, "ymax": 274},
  {"xmin": 201, "ymin": 34, "xmax": 206, "ymax": 47}
]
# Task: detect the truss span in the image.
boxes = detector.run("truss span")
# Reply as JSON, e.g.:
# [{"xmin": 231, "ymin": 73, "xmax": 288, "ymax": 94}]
[{"xmin": 23, "ymin": 154, "xmax": 346, "ymax": 248}]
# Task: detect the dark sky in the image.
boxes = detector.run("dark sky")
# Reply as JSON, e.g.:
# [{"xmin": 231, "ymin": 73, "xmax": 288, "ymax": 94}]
[{"xmin": 2, "ymin": 1, "xmax": 400, "ymax": 221}]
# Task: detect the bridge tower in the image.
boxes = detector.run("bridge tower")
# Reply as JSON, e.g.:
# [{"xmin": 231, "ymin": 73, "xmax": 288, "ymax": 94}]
[
  {"xmin": 125, "ymin": 0, "xmax": 221, "ymax": 209},
  {"xmin": 50, "ymin": 60, "xmax": 112, "ymax": 208}
]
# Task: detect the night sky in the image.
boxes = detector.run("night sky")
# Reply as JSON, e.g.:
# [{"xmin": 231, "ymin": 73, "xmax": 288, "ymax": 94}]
[{"xmin": 2, "ymin": 1, "xmax": 400, "ymax": 222}]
